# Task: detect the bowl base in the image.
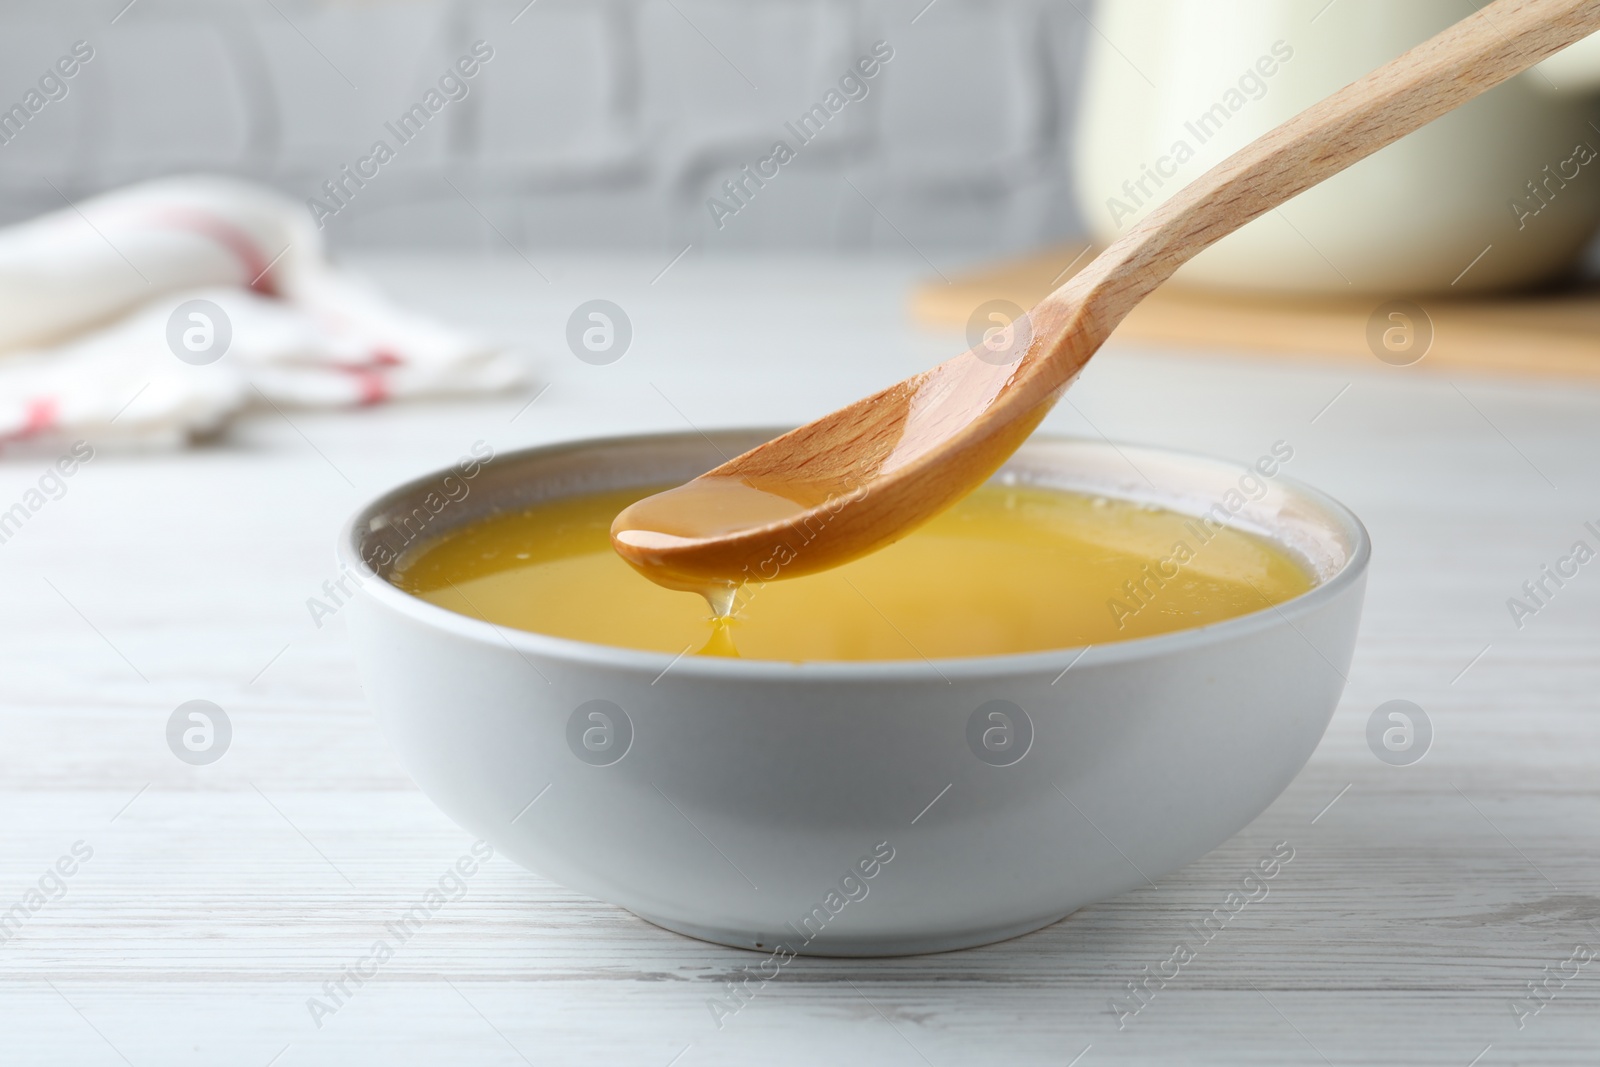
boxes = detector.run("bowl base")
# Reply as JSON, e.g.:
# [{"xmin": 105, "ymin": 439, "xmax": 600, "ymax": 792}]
[{"xmin": 629, "ymin": 908, "xmax": 1074, "ymax": 958}]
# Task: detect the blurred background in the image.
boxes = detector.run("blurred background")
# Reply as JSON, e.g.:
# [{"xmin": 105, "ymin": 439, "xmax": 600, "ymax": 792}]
[{"xmin": 0, "ymin": 0, "xmax": 1086, "ymax": 256}]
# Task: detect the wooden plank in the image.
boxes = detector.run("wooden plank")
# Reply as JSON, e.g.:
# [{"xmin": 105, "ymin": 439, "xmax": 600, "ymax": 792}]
[{"xmin": 911, "ymin": 242, "xmax": 1600, "ymax": 378}]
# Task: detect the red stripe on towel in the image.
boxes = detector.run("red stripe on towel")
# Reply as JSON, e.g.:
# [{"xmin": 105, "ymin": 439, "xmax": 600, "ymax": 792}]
[
  {"xmin": 150, "ymin": 208, "xmax": 280, "ymax": 296},
  {"xmin": 24, "ymin": 398, "xmax": 56, "ymax": 434},
  {"xmin": 340, "ymin": 366, "xmax": 389, "ymax": 406},
  {"xmin": 1, "ymin": 398, "xmax": 58, "ymax": 443},
  {"xmin": 334, "ymin": 350, "xmax": 405, "ymax": 405}
]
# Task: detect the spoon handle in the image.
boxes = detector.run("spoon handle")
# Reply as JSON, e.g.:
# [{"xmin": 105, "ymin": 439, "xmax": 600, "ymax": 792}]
[{"xmin": 1060, "ymin": 0, "xmax": 1600, "ymax": 332}]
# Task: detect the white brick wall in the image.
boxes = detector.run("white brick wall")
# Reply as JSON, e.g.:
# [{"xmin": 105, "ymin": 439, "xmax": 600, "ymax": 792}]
[{"xmin": 0, "ymin": 0, "xmax": 1090, "ymax": 254}]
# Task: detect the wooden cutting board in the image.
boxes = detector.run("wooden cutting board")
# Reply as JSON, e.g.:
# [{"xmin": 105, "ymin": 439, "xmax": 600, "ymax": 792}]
[{"xmin": 911, "ymin": 242, "xmax": 1600, "ymax": 379}]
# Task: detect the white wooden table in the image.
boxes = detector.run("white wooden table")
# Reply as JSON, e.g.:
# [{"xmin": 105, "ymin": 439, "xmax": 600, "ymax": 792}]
[{"xmin": 3, "ymin": 253, "xmax": 1598, "ymax": 1066}]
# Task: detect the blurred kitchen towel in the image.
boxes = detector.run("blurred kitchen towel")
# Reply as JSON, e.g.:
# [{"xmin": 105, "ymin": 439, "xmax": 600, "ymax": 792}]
[{"xmin": 0, "ymin": 175, "xmax": 528, "ymax": 450}]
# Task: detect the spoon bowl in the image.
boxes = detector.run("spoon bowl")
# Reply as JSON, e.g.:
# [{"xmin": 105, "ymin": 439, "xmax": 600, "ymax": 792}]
[{"xmin": 610, "ymin": 315, "xmax": 1078, "ymax": 593}]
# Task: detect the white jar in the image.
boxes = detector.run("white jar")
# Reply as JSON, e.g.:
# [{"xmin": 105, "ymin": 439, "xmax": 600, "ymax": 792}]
[{"xmin": 1072, "ymin": 0, "xmax": 1600, "ymax": 294}]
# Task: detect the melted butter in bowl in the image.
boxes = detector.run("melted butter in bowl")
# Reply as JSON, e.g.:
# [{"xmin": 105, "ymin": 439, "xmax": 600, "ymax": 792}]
[{"xmin": 393, "ymin": 482, "xmax": 1312, "ymax": 662}]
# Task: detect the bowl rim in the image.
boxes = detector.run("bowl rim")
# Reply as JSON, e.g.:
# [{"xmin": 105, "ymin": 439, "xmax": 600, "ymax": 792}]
[{"xmin": 337, "ymin": 427, "xmax": 1370, "ymax": 681}]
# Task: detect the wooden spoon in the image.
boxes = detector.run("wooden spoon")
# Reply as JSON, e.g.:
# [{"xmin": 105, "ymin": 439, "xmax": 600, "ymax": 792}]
[{"xmin": 614, "ymin": 0, "xmax": 1600, "ymax": 606}]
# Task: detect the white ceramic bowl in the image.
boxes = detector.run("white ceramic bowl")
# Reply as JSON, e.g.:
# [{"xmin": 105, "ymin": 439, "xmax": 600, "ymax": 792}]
[{"xmin": 340, "ymin": 430, "xmax": 1368, "ymax": 957}]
